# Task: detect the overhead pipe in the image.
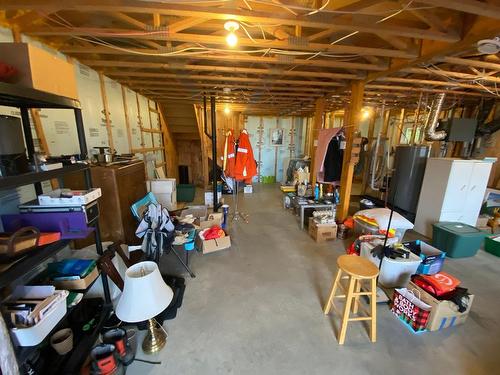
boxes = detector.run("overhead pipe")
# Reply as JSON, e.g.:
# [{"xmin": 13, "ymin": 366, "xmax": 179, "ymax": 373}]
[{"xmin": 424, "ymin": 92, "xmax": 447, "ymax": 141}]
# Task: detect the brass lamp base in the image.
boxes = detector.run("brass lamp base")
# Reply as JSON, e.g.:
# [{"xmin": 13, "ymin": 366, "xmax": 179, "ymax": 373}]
[{"xmin": 142, "ymin": 318, "xmax": 167, "ymax": 354}]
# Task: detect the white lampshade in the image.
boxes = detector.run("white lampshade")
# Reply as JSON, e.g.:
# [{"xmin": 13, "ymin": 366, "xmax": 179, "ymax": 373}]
[{"xmin": 115, "ymin": 261, "xmax": 174, "ymax": 323}]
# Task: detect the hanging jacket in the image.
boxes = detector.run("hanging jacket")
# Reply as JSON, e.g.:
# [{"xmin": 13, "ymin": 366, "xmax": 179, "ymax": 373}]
[
  {"xmin": 234, "ymin": 129, "xmax": 257, "ymax": 183},
  {"xmin": 324, "ymin": 135, "xmax": 344, "ymax": 182},
  {"xmin": 223, "ymin": 130, "xmax": 236, "ymax": 177}
]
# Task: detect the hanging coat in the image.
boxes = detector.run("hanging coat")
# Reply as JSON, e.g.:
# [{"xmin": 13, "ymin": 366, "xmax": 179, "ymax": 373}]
[
  {"xmin": 223, "ymin": 130, "xmax": 236, "ymax": 177},
  {"xmin": 234, "ymin": 129, "xmax": 257, "ymax": 183}
]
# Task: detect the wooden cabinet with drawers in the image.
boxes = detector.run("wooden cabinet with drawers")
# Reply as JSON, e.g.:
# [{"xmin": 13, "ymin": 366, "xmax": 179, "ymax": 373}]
[{"xmin": 64, "ymin": 161, "xmax": 147, "ymax": 247}]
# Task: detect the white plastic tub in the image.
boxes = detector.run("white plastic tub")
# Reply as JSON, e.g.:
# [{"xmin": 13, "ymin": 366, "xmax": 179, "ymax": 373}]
[
  {"xmin": 360, "ymin": 242, "xmax": 422, "ymax": 288},
  {"xmin": 354, "ymin": 218, "xmax": 408, "ymax": 241},
  {"xmin": 10, "ymin": 290, "xmax": 68, "ymax": 346}
]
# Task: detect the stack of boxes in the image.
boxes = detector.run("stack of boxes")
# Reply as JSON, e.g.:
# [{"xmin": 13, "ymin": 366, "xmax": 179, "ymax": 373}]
[{"xmin": 146, "ymin": 179, "xmax": 177, "ymax": 211}]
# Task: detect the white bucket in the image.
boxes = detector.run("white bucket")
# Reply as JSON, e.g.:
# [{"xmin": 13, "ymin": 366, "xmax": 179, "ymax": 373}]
[{"xmin": 360, "ymin": 242, "xmax": 422, "ymax": 288}]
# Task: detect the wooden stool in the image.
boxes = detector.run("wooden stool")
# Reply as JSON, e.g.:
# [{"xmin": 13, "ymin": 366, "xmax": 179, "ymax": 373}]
[{"xmin": 323, "ymin": 255, "xmax": 379, "ymax": 345}]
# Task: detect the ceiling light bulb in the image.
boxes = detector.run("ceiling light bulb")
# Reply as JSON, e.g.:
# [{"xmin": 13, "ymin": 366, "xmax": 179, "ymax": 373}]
[
  {"xmin": 226, "ymin": 32, "xmax": 238, "ymax": 47},
  {"xmin": 361, "ymin": 108, "xmax": 371, "ymax": 120},
  {"xmin": 224, "ymin": 20, "xmax": 240, "ymax": 32},
  {"xmin": 224, "ymin": 106, "xmax": 231, "ymax": 115}
]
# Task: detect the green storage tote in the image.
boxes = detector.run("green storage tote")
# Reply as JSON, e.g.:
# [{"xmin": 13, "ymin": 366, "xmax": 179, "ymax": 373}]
[
  {"xmin": 177, "ymin": 184, "xmax": 196, "ymax": 202},
  {"xmin": 485, "ymin": 236, "xmax": 500, "ymax": 257},
  {"xmin": 432, "ymin": 222, "xmax": 487, "ymax": 258}
]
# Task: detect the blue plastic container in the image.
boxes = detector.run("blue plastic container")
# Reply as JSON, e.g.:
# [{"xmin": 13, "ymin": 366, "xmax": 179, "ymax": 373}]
[{"xmin": 403, "ymin": 240, "xmax": 445, "ymax": 275}]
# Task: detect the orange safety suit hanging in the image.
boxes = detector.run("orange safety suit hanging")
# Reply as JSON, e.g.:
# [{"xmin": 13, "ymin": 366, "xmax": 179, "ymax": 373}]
[
  {"xmin": 223, "ymin": 130, "xmax": 236, "ymax": 177},
  {"xmin": 234, "ymin": 129, "xmax": 257, "ymax": 183}
]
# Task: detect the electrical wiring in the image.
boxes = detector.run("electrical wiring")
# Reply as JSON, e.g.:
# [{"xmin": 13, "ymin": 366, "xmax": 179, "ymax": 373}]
[
  {"xmin": 243, "ymin": 0, "xmax": 253, "ymax": 11},
  {"xmin": 307, "ymin": 0, "xmax": 330, "ymax": 16},
  {"xmin": 421, "ymin": 64, "xmax": 500, "ymax": 96},
  {"xmin": 243, "ymin": 0, "xmax": 435, "ymax": 16},
  {"xmin": 239, "ymin": 23, "xmax": 257, "ymax": 43}
]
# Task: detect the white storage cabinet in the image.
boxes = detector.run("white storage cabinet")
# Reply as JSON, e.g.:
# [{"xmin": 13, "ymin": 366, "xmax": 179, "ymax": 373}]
[{"xmin": 414, "ymin": 158, "xmax": 492, "ymax": 238}]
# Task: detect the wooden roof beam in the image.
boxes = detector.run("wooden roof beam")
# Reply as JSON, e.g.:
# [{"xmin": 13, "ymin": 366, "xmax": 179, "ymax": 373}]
[
  {"xmin": 83, "ymin": 59, "xmax": 362, "ymax": 80},
  {"xmin": 377, "ymin": 76, "xmax": 499, "ymax": 92},
  {"xmin": 3, "ymin": 1, "xmax": 461, "ymax": 41},
  {"xmin": 108, "ymin": 12, "xmax": 162, "ymax": 50},
  {"xmin": 366, "ymin": 84, "xmax": 497, "ymax": 97},
  {"xmin": 123, "ymin": 80, "xmax": 331, "ymax": 93},
  {"xmin": 402, "ymin": 66, "xmax": 500, "ymax": 84},
  {"xmin": 365, "ymin": 16, "xmax": 500, "ymax": 82},
  {"xmin": 29, "ymin": 27, "xmax": 419, "ymax": 58},
  {"xmin": 416, "ymin": 0, "xmax": 500, "ymax": 19},
  {"xmin": 60, "ymin": 46, "xmax": 388, "ymax": 71},
  {"xmin": 107, "ymin": 71, "xmax": 346, "ymax": 87},
  {"xmin": 439, "ymin": 56, "xmax": 500, "ymax": 71},
  {"xmin": 167, "ymin": 16, "xmax": 208, "ymax": 34}
]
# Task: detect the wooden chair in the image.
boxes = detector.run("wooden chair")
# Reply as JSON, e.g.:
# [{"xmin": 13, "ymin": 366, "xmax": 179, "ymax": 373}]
[{"xmin": 323, "ymin": 255, "xmax": 379, "ymax": 345}]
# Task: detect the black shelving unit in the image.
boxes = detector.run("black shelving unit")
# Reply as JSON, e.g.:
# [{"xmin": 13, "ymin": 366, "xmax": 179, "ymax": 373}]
[{"xmin": 0, "ymin": 82, "xmax": 112, "ymax": 371}]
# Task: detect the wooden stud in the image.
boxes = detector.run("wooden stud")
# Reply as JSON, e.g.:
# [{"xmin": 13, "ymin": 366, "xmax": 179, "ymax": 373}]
[
  {"xmin": 194, "ymin": 104, "xmax": 209, "ymax": 186},
  {"xmin": 310, "ymin": 97, "xmax": 326, "ymax": 185},
  {"xmin": 337, "ymin": 81, "xmax": 365, "ymax": 222},
  {"xmin": 361, "ymin": 111, "xmax": 377, "ymax": 194},
  {"xmin": 98, "ymin": 72, "xmax": 114, "ymax": 152},
  {"xmin": 121, "ymin": 86, "xmax": 133, "ymax": 153},
  {"xmin": 410, "ymin": 92, "xmax": 423, "ymax": 144}
]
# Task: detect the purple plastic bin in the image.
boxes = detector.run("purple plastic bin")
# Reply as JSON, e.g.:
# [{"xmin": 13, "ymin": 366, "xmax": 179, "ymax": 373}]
[{"xmin": 2, "ymin": 212, "xmax": 94, "ymax": 240}]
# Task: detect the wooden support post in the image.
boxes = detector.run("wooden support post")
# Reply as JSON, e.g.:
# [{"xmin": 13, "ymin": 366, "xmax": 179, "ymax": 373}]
[
  {"xmin": 135, "ymin": 92, "xmax": 146, "ymax": 162},
  {"xmin": 361, "ymin": 111, "xmax": 377, "ymax": 194},
  {"xmin": 194, "ymin": 104, "xmax": 209, "ymax": 186},
  {"xmin": 381, "ymin": 109, "xmax": 391, "ymax": 138},
  {"xmin": 310, "ymin": 97, "xmax": 326, "ymax": 185},
  {"xmin": 98, "ymin": 73, "xmax": 114, "ymax": 152},
  {"xmin": 394, "ymin": 108, "xmax": 406, "ymax": 145},
  {"xmin": 337, "ymin": 81, "xmax": 365, "ymax": 222},
  {"xmin": 158, "ymin": 105, "xmax": 179, "ymax": 180},
  {"xmin": 410, "ymin": 92, "xmax": 423, "ymax": 144}
]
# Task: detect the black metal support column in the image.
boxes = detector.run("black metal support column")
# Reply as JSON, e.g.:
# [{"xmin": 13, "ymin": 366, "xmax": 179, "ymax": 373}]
[
  {"xmin": 74, "ymin": 108, "xmax": 111, "ymax": 304},
  {"xmin": 203, "ymin": 94, "xmax": 211, "ymax": 139},
  {"xmin": 20, "ymin": 107, "xmax": 42, "ymax": 195},
  {"xmin": 210, "ymin": 96, "xmax": 221, "ymax": 212}
]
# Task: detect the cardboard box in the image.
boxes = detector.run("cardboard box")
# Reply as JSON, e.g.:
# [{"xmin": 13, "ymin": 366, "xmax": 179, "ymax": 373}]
[
  {"xmin": 51, "ymin": 266, "xmax": 99, "ymax": 290},
  {"xmin": 0, "ymin": 43, "xmax": 78, "ymax": 99},
  {"xmin": 155, "ymin": 192, "xmax": 177, "ymax": 211},
  {"xmin": 197, "ymin": 212, "xmax": 223, "ymax": 230},
  {"xmin": 147, "ymin": 179, "xmax": 176, "ymax": 194},
  {"xmin": 204, "ymin": 191, "xmax": 222, "ymax": 206},
  {"xmin": 38, "ymin": 188, "xmax": 101, "ymax": 206},
  {"xmin": 408, "ymin": 281, "xmax": 474, "ymax": 331},
  {"xmin": 197, "ymin": 234, "xmax": 231, "ymax": 254},
  {"xmin": 308, "ymin": 218, "xmax": 337, "ymax": 242}
]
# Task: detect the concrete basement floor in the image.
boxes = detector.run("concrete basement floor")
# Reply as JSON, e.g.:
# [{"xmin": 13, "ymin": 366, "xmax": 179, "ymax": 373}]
[{"xmin": 128, "ymin": 184, "xmax": 500, "ymax": 375}]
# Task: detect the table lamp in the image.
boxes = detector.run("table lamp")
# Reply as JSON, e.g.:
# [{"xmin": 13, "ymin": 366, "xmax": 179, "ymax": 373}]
[{"xmin": 115, "ymin": 261, "xmax": 173, "ymax": 354}]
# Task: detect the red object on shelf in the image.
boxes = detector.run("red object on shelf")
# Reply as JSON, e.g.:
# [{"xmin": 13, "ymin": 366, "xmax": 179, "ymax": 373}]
[
  {"xmin": 0, "ymin": 62, "xmax": 18, "ymax": 82},
  {"xmin": 38, "ymin": 232, "xmax": 61, "ymax": 246}
]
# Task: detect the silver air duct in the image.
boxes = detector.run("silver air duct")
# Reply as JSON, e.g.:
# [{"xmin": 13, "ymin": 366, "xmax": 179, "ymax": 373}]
[{"xmin": 424, "ymin": 92, "xmax": 447, "ymax": 141}]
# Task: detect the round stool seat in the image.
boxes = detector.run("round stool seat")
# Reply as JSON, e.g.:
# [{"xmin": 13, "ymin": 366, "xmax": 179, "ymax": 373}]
[{"xmin": 337, "ymin": 255, "xmax": 379, "ymax": 279}]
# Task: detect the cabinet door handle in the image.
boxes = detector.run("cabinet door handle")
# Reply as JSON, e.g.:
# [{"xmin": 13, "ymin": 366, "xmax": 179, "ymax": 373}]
[
  {"xmin": 470, "ymin": 185, "xmax": 476, "ymax": 191},
  {"xmin": 461, "ymin": 185, "xmax": 467, "ymax": 191}
]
